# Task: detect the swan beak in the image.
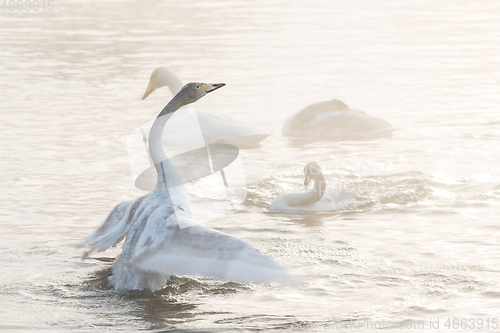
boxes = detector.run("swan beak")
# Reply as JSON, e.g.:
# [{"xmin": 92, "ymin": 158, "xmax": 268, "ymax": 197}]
[
  {"xmin": 205, "ymin": 83, "xmax": 225, "ymax": 93},
  {"xmin": 304, "ymin": 174, "xmax": 312, "ymax": 185},
  {"xmin": 142, "ymin": 81, "xmax": 155, "ymax": 100}
]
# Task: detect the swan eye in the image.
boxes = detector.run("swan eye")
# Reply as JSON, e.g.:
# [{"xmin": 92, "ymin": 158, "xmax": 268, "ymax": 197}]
[{"xmin": 196, "ymin": 84, "xmax": 200, "ymax": 89}]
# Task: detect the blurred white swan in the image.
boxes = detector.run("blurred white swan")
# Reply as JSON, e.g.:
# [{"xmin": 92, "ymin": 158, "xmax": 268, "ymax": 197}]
[
  {"xmin": 143, "ymin": 67, "xmax": 272, "ymax": 149},
  {"xmin": 283, "ymin": 99, "xmax": 396, "ymax": 140},
  {"xmin": 81, "ymin": 82, "xmax": 290, "ymax": 291},
  {"xmin": 271, "ymin": 162, "xmax": 354, "ymax": 212}
]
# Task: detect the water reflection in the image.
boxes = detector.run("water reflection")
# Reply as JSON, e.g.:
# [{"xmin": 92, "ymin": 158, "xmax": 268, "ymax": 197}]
[
  {"xmin": 287, "ymin": 213, "xmax": 326, "ymax": 228},
  {"xmin": 82, "ymin": 262, "xmax": 254, "ymax": 330},
  {"xmin": 2, "ymin": 0, "xmax": 500, "ymax": 331}
]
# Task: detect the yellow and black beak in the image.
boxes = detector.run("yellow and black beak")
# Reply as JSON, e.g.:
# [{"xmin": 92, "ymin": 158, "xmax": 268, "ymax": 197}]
[{"xmin": 142, "ymin": 81, "xmax": 155, "ymax": 100}]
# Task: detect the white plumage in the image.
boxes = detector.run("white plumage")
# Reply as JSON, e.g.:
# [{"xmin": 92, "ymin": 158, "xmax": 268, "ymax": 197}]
[
  {"xmin": 283, "ymin": 99, "xmax": 396, "ymax": 140},
  {"xmin": 271, "ymin": 162, "xmax": 354, "ymax": 212},
  {"xmin": 81, "ymin": 82, "xmax": 290, "ymax": 291},
  {"xmin": 82, "ymin": 191, "xmax": 289, "ymax": 291},
  {"xmin": 143, "ymin": 67, "xmax": 272, "ymax": 149},
  {"xmin": 271, "ymin": 186, "xmax": 354, "ymax": 212}
]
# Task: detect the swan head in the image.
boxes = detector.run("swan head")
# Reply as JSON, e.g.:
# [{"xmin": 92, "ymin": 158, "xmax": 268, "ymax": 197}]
[
  {"xmin": 142, "ymin": 67, "xmax": 184, "ymax": 100},
  {"xmin": 177, "ymin": 82, "xmax": 226, "ymax": 105},
  {"xmin": 304, "ymin": 162, "xmax": 322, "ymax": 185}
]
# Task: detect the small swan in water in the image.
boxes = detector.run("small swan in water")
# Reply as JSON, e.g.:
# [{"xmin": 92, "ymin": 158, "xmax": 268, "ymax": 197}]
[
  {"xmin": 271, "ymin": 162, "xmax": 354, "ymax": 212},
  {"xmin": 143, "ymin": 67, "xmax": 272, "ymax": 148},
  {"xmin": 81, "ymin": 82, "xmax": 290, "ymax": 291},
  {"xmin": 283, "ymin": 99, "xmax": 396, "ymax": 140}
]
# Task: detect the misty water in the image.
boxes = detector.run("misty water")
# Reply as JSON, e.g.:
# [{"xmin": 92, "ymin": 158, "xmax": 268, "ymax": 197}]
[{"xmin": 1, "ymin": 0, "xmax": 500, "ymax": 331}]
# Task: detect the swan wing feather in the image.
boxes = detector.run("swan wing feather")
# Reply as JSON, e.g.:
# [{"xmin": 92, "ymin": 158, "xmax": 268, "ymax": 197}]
[
  {"xmin": 132, "ymin": 210, "xmax": 291, "ymax": 283},
  {"xmin": 79, "ymin": 195, "xmax": 150, "ymax": 254}
]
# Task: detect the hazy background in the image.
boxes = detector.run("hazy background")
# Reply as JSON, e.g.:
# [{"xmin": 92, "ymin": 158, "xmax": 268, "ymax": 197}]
[{"xmin": 1, "ymin": 0, "xmax": 499, "ymax": 331}]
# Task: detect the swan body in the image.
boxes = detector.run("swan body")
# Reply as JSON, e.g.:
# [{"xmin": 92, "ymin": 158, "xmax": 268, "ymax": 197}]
[
  {"xmin": 143, "ymin": 67, "xmax": 272, "ymax": 148},
  {"xmin": 139, "ymin": 108, "xmax": 270, "ymax": 150},
  {"xmin": 271, "ymin": 186, "xmax": 354, "ymax": 212},
  {"xmin": 283, "ymin": 99, "xmax": 396, "ymax": 140},
  {"xmin": 82, "ymin": 82, "xmax": 290, "ymax": 291},
  {"xmin": 271, "ymin": 162, "xmax": 354, "ymax": 212}
]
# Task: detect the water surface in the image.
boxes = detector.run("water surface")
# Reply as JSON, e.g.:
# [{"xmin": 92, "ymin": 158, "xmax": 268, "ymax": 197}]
[{"xmin": 1, "ymin": 0, "xmax": 499, "ymax": 331}]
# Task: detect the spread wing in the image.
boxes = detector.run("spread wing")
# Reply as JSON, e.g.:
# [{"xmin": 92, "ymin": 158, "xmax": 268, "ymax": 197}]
[
  {"xmin": 131, "ymin": 209, "xmax": 291, "ymax": 284},
  {"xmin": 78, "ymin": 195, "xmax": 149, "ymax": 256}
]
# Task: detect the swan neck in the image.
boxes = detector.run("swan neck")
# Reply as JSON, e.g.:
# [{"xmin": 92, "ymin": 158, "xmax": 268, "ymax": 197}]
[
  {"xmin": 312, "ymin": 173, "xmax": 326, "ymax": 202},
  {"xmin": 148, "ymin": 94, "xmax": 186, "ymax": 190},
  {"xmin": 161, "ymin": 69, "xmax": 184, "ymax": 95}
]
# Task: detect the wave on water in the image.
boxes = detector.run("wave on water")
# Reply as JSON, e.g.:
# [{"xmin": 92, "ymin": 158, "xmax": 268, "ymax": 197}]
[
  {"xmin": 82, "ymin": 258, "xmax": 253, "ymax": 297},
  {"xmin": 245, "ymin": 171, "xmax": 500, "ymax": 213}
]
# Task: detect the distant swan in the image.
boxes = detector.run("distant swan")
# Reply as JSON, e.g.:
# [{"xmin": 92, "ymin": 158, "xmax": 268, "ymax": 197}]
[
  {"xmin": 283, "ymin": 99, "xmax": 396, "ymax": 140},
  {"xmin": 81, "ymin": 82, "xmax": 290, "ymax": 291},
  {"xmin": 143, "ymin": 67, "xmax": 272, "ymax": 148},
  {"xmin": 271, "ymin": 162, "xmax": 354, "ymax": 212}
]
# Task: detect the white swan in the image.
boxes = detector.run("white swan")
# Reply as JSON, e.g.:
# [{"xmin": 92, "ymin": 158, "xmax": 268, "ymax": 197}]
[
  {"xmin": 143, "ymin": 67, "xmax": 272, "ymax": 148},
  {"xmin": 81, "ymin": 82, "xmax": 290, "ymax": 291},
  {"xmin": 283, "ymin": 99, "xmax": 396, "ymax": 140},
  {"xmin": 271, "ymin": 162, "xmax": 354, "ymax": 212}
]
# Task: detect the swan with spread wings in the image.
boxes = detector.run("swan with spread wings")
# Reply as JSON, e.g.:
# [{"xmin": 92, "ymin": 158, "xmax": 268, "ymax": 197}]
[{"xmin": 80, "ymin": 82, "xmax": 290, "ymax": 291}]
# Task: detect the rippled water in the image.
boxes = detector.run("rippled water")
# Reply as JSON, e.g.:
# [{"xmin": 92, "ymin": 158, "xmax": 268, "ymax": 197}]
[{"xmin": 1, "ymin": 0, "xmax": 500, "ymax": 331}]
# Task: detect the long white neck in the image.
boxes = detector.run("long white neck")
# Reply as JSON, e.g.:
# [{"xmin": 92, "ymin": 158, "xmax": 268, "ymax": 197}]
[
  {"xmin": 286, "ymin": 173, "xmax": 326, "ymax": 207},
  {"xmin": 160, "ymin": 68, "xmax": 184, "ymax": 95},
  {"xmin": 148, "ymin": 93, "xmax": 187, "ymax": 191}
]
